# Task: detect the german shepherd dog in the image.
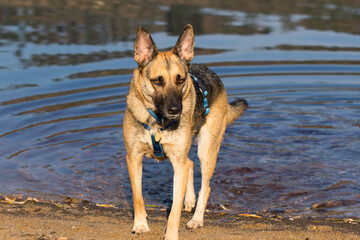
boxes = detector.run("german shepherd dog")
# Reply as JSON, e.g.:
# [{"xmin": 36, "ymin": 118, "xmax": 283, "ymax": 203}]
[{"xmin": 123, "ymin": 24, "xmax": 247, "ymax": 240}]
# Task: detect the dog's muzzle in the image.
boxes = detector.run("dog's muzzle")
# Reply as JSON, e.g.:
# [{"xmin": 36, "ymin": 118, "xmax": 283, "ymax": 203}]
[{"xmin": 166, "ymin": 103, "xmax": 182, "ymax": 119}]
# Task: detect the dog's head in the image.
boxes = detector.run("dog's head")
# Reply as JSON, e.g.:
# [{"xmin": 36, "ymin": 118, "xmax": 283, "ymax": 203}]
[{"xmin": 133, "ymin": 24, "xmax": 194, "ymax": 120}]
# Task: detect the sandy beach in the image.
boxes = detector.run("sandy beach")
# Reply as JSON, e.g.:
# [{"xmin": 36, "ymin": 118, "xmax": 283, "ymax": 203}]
[{"xmin": 0, "ymin": 197, "xmax": 359, "ymax": 240}]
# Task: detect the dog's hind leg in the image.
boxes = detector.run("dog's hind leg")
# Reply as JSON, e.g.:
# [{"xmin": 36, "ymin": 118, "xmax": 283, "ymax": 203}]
[
  {"xmin": 126, "ymin": 153, "xmax": 150, "ymax": 234},
  {"xmin": 184, "ymin": 158, "xmax": 196, "ymax": 212},
  {"xmin": 187, "ymin": 95, "xmax": 227, "ymax": 229}
]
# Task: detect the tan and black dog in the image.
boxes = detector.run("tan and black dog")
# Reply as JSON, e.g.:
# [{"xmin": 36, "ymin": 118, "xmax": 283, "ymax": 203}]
[{"xmin": 123, "ymin": 24, "xmax": 247, "ymax": 240}]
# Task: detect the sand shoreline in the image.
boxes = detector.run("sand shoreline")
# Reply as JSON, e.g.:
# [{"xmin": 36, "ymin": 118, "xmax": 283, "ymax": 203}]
[{"xmin": 0, "ymin": 197, "xmax": 359, "ymax": 240}]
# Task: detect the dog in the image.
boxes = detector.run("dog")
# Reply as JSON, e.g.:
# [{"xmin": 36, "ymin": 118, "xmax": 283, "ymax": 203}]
[{"xmin": 123, "ymin": 24, "xmax": 247, "ymax": 240}]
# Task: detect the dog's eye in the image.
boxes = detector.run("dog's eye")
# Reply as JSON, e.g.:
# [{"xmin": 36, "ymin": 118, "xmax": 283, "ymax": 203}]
[
  {"xmin": 151, "ymin": 76, "xmax": 164, "ymax": 86},
  {"xmin": 176, "ymin": 74, "xmax": 185, "ymax": 85}
]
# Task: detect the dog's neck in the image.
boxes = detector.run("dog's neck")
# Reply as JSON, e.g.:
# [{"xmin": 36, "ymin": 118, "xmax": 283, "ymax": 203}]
[
  {"xmin": 145, "ymin": 108, "xmax": 178, "ymax": 130},
  {"xmin": 147, "ymin": 108, "xmax": 163, "ymax": 123}
]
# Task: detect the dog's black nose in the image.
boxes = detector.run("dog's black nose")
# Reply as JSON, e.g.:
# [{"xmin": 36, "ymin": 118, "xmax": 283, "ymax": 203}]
[{"xmin": 168, "ymin": 104, "xmax": 181, "ymax": 116}]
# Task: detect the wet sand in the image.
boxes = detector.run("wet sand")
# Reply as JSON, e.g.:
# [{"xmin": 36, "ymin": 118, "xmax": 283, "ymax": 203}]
[{"xmin": 0, "ymin": 198, "xmax": 359, "ymax": 240}]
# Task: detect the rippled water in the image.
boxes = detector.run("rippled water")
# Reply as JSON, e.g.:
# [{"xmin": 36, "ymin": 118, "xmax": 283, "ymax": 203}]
[{"xmin": 1, "ymin": 1, "xmax": 360, "ymax": 218}]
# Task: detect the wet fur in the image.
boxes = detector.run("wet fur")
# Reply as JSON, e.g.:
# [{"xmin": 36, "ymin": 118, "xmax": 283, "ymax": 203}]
[{"xmin": 123, "ymin": 24, "xmax": 247, "ymax": 240}]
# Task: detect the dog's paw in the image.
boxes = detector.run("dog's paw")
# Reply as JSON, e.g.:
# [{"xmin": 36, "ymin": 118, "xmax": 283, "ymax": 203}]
[
  {"xmin": 183, "ymin": 199, "xmax": 196, "ymax": 212},
  {"xmin": 184, "ymin": 191, "xmax": 196, "ymax": 212},
  {"xmin": 183, "ymin": 204, "xmax": 194, "ymax": 212},
  {"xmin": 132, "ymin": 223, "xmax": 150, "ymax": 234},
  {"xmin": 186, "ymin": 218, "xmax": 204, "ymax": 229}
]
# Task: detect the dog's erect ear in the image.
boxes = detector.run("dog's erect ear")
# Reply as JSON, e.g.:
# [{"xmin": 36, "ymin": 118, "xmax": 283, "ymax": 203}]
[
  {"xmin": 134, "ymin": 27, "xmax": 158, "ymax": 67},
  {"xmin": 173, "ymin": 24, "xmax": 195, "ymax": 63}
]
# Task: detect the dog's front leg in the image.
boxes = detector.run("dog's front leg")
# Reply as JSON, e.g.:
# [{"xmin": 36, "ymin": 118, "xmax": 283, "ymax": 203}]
[
  {"xmin": 126, "ymin": 153, "xmax": 149, "ymax": 234},
  {"xmin": 164, "ymin": 157, "xmax": 190, "ymax": 240}
]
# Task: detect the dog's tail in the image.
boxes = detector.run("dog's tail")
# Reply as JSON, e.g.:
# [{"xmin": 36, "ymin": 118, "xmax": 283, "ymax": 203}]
[{"xmin": 226, "ymin": 98, "xmax": 248, "ymax": 125}]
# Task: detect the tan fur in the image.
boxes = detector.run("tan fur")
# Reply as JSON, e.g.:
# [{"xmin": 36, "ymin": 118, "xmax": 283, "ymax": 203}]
[
  {"xmin": 123, "ymin": 25, "xmax": 246, "ymax": 240},
  {"xmin": 226, "ymin": 100, "xmax": 248, "ymax": 125}
]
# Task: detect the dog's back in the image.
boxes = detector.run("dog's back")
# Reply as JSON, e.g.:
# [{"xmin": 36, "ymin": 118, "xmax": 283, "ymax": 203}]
[{"xmin": 190, "ymin": 63, "xmax": 248, "ymax": 133}]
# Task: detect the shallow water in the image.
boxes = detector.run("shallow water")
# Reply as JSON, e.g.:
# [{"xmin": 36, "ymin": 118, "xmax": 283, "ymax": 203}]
[{"xmin": 0, "ymin": 1, "xmax": 359, "ymax": 218}]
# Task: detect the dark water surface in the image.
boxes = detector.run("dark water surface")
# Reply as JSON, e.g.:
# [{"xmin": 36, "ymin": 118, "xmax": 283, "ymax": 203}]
[{"xmin": 1, "ymin": 1, "xmax": 360, "ymax": 218}]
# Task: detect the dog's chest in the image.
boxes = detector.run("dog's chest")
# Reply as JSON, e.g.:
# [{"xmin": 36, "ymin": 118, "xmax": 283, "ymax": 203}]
[{"xmin": 140, "ymin": 127, "xmax": 171, "ymax": 159}]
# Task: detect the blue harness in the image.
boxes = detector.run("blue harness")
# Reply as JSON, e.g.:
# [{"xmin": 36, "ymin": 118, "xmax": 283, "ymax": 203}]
[{"xmin": 142, "ymin": 73, "xmax": 209, "ymax": 158}]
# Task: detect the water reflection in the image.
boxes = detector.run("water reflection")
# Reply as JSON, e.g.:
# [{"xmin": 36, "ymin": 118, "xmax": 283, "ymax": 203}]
[
  {"xmin": 0, "ymin": 0, "xmax": 360, "ymax": 218},
  {"xmin": 2, "ymin": 1, "xmax": 360, "ymax": 46}
]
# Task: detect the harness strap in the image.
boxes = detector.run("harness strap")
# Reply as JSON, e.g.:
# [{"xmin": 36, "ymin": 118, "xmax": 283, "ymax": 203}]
[
  {"xmin": 147, "ymin": 108, "xmax": 163, "ymax": 123},
  {"xmin": 190, "ymin": 73, "xmax": 210, "ymax": 116},
  {"xmin": 142, "ymin": 112, "xmax": 175, "ymax": 158},
  {"xmin": 142, "ymin": 73, "xmax": 210, "ymax": 158}
]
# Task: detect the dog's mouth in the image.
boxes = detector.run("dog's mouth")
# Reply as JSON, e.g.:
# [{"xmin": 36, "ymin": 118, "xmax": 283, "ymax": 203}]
[
  {"xmin": 165, "ymin": 112, "xmax": 181, "ymax": 120},
  {"xmin": 164, "ymin": 110, "xmax": 182, "ymax": 120},
  {"xmin": 164, "ymin": 103, "xmax": 182, "ymax": 120}
]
